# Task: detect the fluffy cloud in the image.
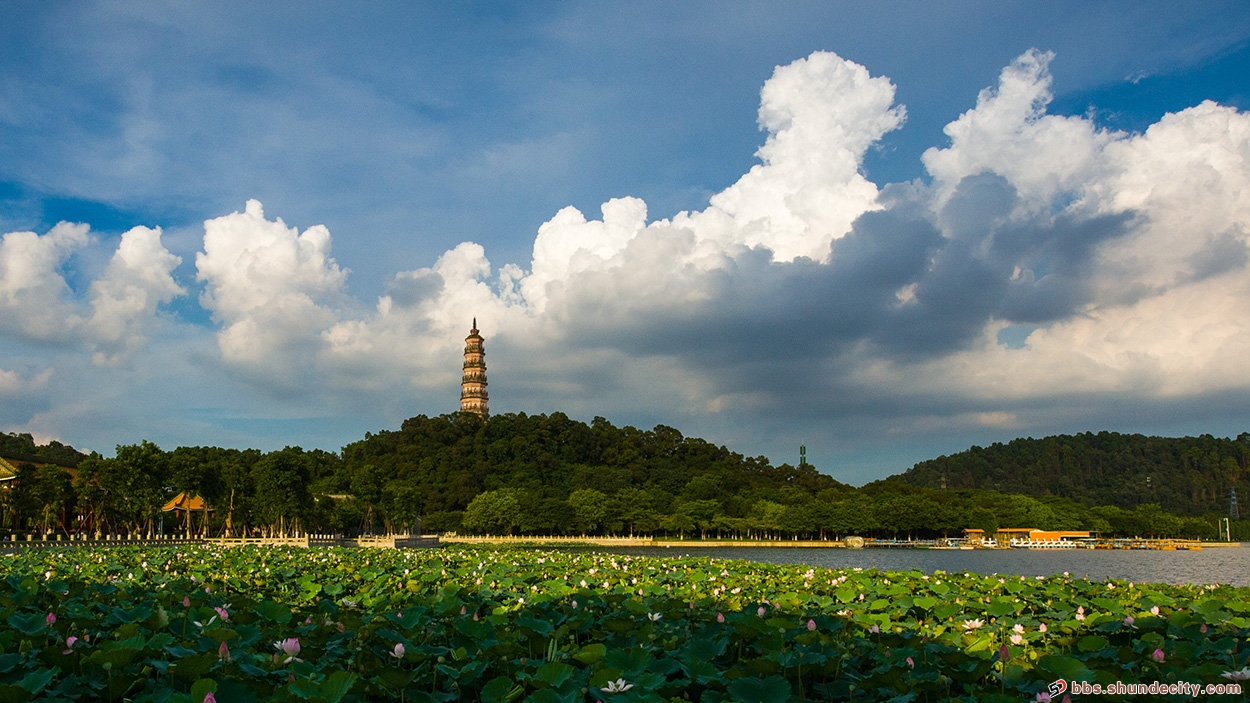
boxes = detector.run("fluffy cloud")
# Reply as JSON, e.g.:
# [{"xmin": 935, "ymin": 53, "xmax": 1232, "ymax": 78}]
[
  {"xmin": 922, "ymin": 49, "xmax": 1113, "ymax": 209},
  {"xmin": 190, "ymin": 49, "xmax": 1250, "ymax": 439},
  {"xmin": 0, "ymin": 222, "xmax": 90, "ymax": 341},
  {"xmin": 0, "ymin": 220, "xmax": 182, "ymax": 363},
  {"xmin": 87, "ymin": 226, "xmax": 185, "ymax": 365},
  {"xmin": 202, "ymin": 52, "xmax": 908, "ymax": 397},
  {"xmin": 704, "ymin": 50, "xmax": 905, "ymax": 261},
  {"xmin": 195, "ymin": 199, "xmax": 348, "ymax": 388}
]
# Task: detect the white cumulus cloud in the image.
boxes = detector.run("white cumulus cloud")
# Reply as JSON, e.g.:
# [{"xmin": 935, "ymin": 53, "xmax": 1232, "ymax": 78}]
[
  {"xmin": 0, "ymin": 222, "xmax": 90, "ymax": 341},
  {"xmin": 0, "ymin": 220, "xmax": 183, "ymax": 364},
  {"xmin": 195, "ymin": 199, "xmax": 349, "ymax": 388},
  {"xmin": 87, "ymin": 226, "xmax": 185, "ymax": 365}
]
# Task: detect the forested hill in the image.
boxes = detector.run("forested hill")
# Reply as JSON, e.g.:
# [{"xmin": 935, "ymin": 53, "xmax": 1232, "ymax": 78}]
[
  {"xmin": 888, "ymin": 431, "xmax": 1250, "ymax": 517},
  {"xmin": 0, "ymin": 432, "xmax": 86, "ymax": 466},
  {"xmin": 344, "ymin": 412, "xmax": 846, "ymax": 530}
]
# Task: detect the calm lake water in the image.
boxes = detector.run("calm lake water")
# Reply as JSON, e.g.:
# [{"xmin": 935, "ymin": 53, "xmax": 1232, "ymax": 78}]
[{"xmin": 586, "ymin": 546, "xmax": 1250, "ymax": 587}]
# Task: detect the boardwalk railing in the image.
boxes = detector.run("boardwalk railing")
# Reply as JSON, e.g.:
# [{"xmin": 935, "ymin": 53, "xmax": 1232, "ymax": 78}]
[
  {"xmin": 0, "ymin": 533, "xmax": 441, "ymax": 550},
  {"xmin": 0, "ymin": 533, "xmax": 201, "ymax": 549}
]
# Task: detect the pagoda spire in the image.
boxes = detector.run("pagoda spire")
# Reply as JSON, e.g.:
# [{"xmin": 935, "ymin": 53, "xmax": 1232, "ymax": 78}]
[{"xmin": 460, "ymin": 319, "xmax": 488, "ymax": 417}]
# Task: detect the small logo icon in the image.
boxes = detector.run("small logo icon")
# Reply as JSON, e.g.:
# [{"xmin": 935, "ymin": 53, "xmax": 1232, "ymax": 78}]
[{"xmin": 1048, "ymin": 679, "xmax": 1068, "ymax": 696}]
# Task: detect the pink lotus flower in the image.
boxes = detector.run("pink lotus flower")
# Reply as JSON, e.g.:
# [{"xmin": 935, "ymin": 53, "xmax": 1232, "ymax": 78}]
[
  {"xmin": 1123, "ymin": 615, "xmax": 1135, "ymax": 627},
  {"xmin": 274, "ymin": 637, "xmax": 302, "ymax": 664},
  {"xmin": 757, "ymin": 606, "xmax": 766, "ymax": 617},
  {"xmin": 1201, "ymin": 623, "xmax": 1209, "ymax": 634},
  {"xmin": 1151, "ymin": 648, "xmax": 1165, "ymax": 663},
  {"xmin": 218, "ymin": 641, "xmax": 231, "ymax": 662},
  {"xmin": 869, "ymin": 624, "xmax": 880, "ymax": 634},
  {"xmin": 1010, "ymin": 633, "xmax": 1023, "ymax": 645},
  {"xmin": 717, "ymin": 612, "xmax": 725, "ymax": 623},
  {"xmin": 906, "ymin": 656, "xmax": 914, "ymax": 668},
  {"xmin": 214, "ymin": 607, "xmax": 229, "ymax": 622},
  {"xmin": 1039, "ymin": 622, "xmax": 1048, "ymax": 633},
  {"xmin": 1150, "ymin": 605, "xmax": 1160, "ymax": 615},
  {"xmin": 183, "ymin": 596, "xmax": 191, "ymax": 608},
  {"xmin": 45, "ymin": 612, "xmax": 55, "ymax": 626},
  {"xmin": 203, "ymin": 693, "xmax": 216, "ymax": 703},
  {"xmin": 62, "ymin": 635, "xmax": 78, "ymax": 655},
  {"xmin": 1034, "ymin": 693, "xmax": 1052, "ymax": 702},
  {"xmin": 390, "ymin": 643, "xmax": 405, "ymax": 660},
  {"xmin": 999, "ymin": 644, "xmax": 1010, "ymax": 661},
  {"xmin": 806, "ymin": 619, "xmax": 816, "ymax": 631}
]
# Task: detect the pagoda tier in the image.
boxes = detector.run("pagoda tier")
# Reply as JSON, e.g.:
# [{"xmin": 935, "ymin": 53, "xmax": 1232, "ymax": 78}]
[{"xmin": 460, "ymin": 319, "xmax": 488, "ymax": 417}]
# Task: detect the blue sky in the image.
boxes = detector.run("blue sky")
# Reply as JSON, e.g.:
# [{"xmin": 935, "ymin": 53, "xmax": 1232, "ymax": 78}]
[{"xmin": 2, "ymin": 1, "xmax": 1250, "ymax": 483}]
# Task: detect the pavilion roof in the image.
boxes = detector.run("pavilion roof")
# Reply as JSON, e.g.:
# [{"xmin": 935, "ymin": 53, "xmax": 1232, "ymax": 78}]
[{"xmin": 162, "ymin": 492, "xmax": 211, "ymax": 512}]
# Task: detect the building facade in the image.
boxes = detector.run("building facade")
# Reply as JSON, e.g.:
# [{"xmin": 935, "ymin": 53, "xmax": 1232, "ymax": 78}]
[{"xmin": 460, "ymin": 319, "xmax": 489, "ymax": 416}]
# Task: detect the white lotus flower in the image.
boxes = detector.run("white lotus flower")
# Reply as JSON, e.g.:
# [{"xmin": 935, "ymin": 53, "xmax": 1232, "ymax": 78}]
[{"xmin": 603, "ymin": 678, "xmax": 634, "ymax": 693}]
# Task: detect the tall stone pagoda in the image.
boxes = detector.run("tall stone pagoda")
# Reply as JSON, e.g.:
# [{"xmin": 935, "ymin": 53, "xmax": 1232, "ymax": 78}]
[{"xmin": 460, "ymin": 318, "xmax": 488, "ymax": 417}]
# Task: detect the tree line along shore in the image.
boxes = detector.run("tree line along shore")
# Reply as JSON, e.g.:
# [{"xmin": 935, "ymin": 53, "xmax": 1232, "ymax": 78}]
[{"xmin": 2, "ymin": 414, "xmax": 1247, "ymax": 542}]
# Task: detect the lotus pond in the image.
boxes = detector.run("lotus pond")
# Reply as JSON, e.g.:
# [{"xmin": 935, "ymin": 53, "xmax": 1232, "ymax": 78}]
[{"xmin": 0, "ymin": 545, "xmax": 1248, "ymax": 702}]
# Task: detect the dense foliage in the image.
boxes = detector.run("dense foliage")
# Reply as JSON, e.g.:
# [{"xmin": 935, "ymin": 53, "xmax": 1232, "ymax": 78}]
[
  {"xmin": 0, "ymin": 545, "xmax": 1247, "ymax": 702},
  {"xmin": 2, "ymin": 417, "xmax": 1241, "ymax": 540},
  {"xmin": 892, "ymin": 431, "xmax": 1250, "ymax": 517},
  {"xmin": 0, "ymin": 432, "xmax": 84, "ymax": 467},
  {"xmin": 342, "ymin": 413, "xmax": 841, "ymax": 535}
]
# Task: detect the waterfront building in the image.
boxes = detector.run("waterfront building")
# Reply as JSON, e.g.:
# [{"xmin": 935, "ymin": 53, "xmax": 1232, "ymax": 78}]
[
  {"xmin": 460, "ymin": 319, "xmax": 489, "ymax": 417},
  {"xmin": 965, "ymin": 527, "xmax": 1091, "ymax": 548}
]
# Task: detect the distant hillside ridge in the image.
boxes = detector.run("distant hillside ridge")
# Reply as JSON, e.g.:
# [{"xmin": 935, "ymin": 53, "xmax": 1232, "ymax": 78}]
[
  {"xmin": 889, "ymin": 431, "xmax": 1250, "ymax": 517},
  {"xmin": 0, "ymin": 432, "xmax": 86, "ymax": 467}
]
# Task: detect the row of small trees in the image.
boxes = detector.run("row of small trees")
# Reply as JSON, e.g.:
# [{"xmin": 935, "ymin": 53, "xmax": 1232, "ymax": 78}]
[
  {"xmin": 457, "ymin": 485, "xmax": 1221, "ymax": 540},
  {"xmin": 2, "ymin": 442, "xmax": 357, "ymax": 537}
]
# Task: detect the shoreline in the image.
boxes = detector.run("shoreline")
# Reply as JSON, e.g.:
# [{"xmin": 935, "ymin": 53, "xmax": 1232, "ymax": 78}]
[{"xmin": 438, "ymin": 535, "xmax": 1244, "ymax": 549}]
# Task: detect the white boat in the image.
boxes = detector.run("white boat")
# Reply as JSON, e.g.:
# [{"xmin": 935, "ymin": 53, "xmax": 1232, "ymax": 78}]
[{"xmin": 1010, "ymin": 538, "xmax": 1077, "ymax": 549}]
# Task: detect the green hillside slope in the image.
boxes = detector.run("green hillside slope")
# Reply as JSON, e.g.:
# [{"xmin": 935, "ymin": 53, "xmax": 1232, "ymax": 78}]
[{"xmin": 889, "ymin": 431, "xmax": 1250, "ymax": 517}]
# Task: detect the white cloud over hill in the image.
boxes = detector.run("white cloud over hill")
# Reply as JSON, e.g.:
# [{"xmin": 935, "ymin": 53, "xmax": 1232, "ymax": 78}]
[{"xmin": 3, "ymin": 48, "xmax": 1249, "ymax": 473}]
